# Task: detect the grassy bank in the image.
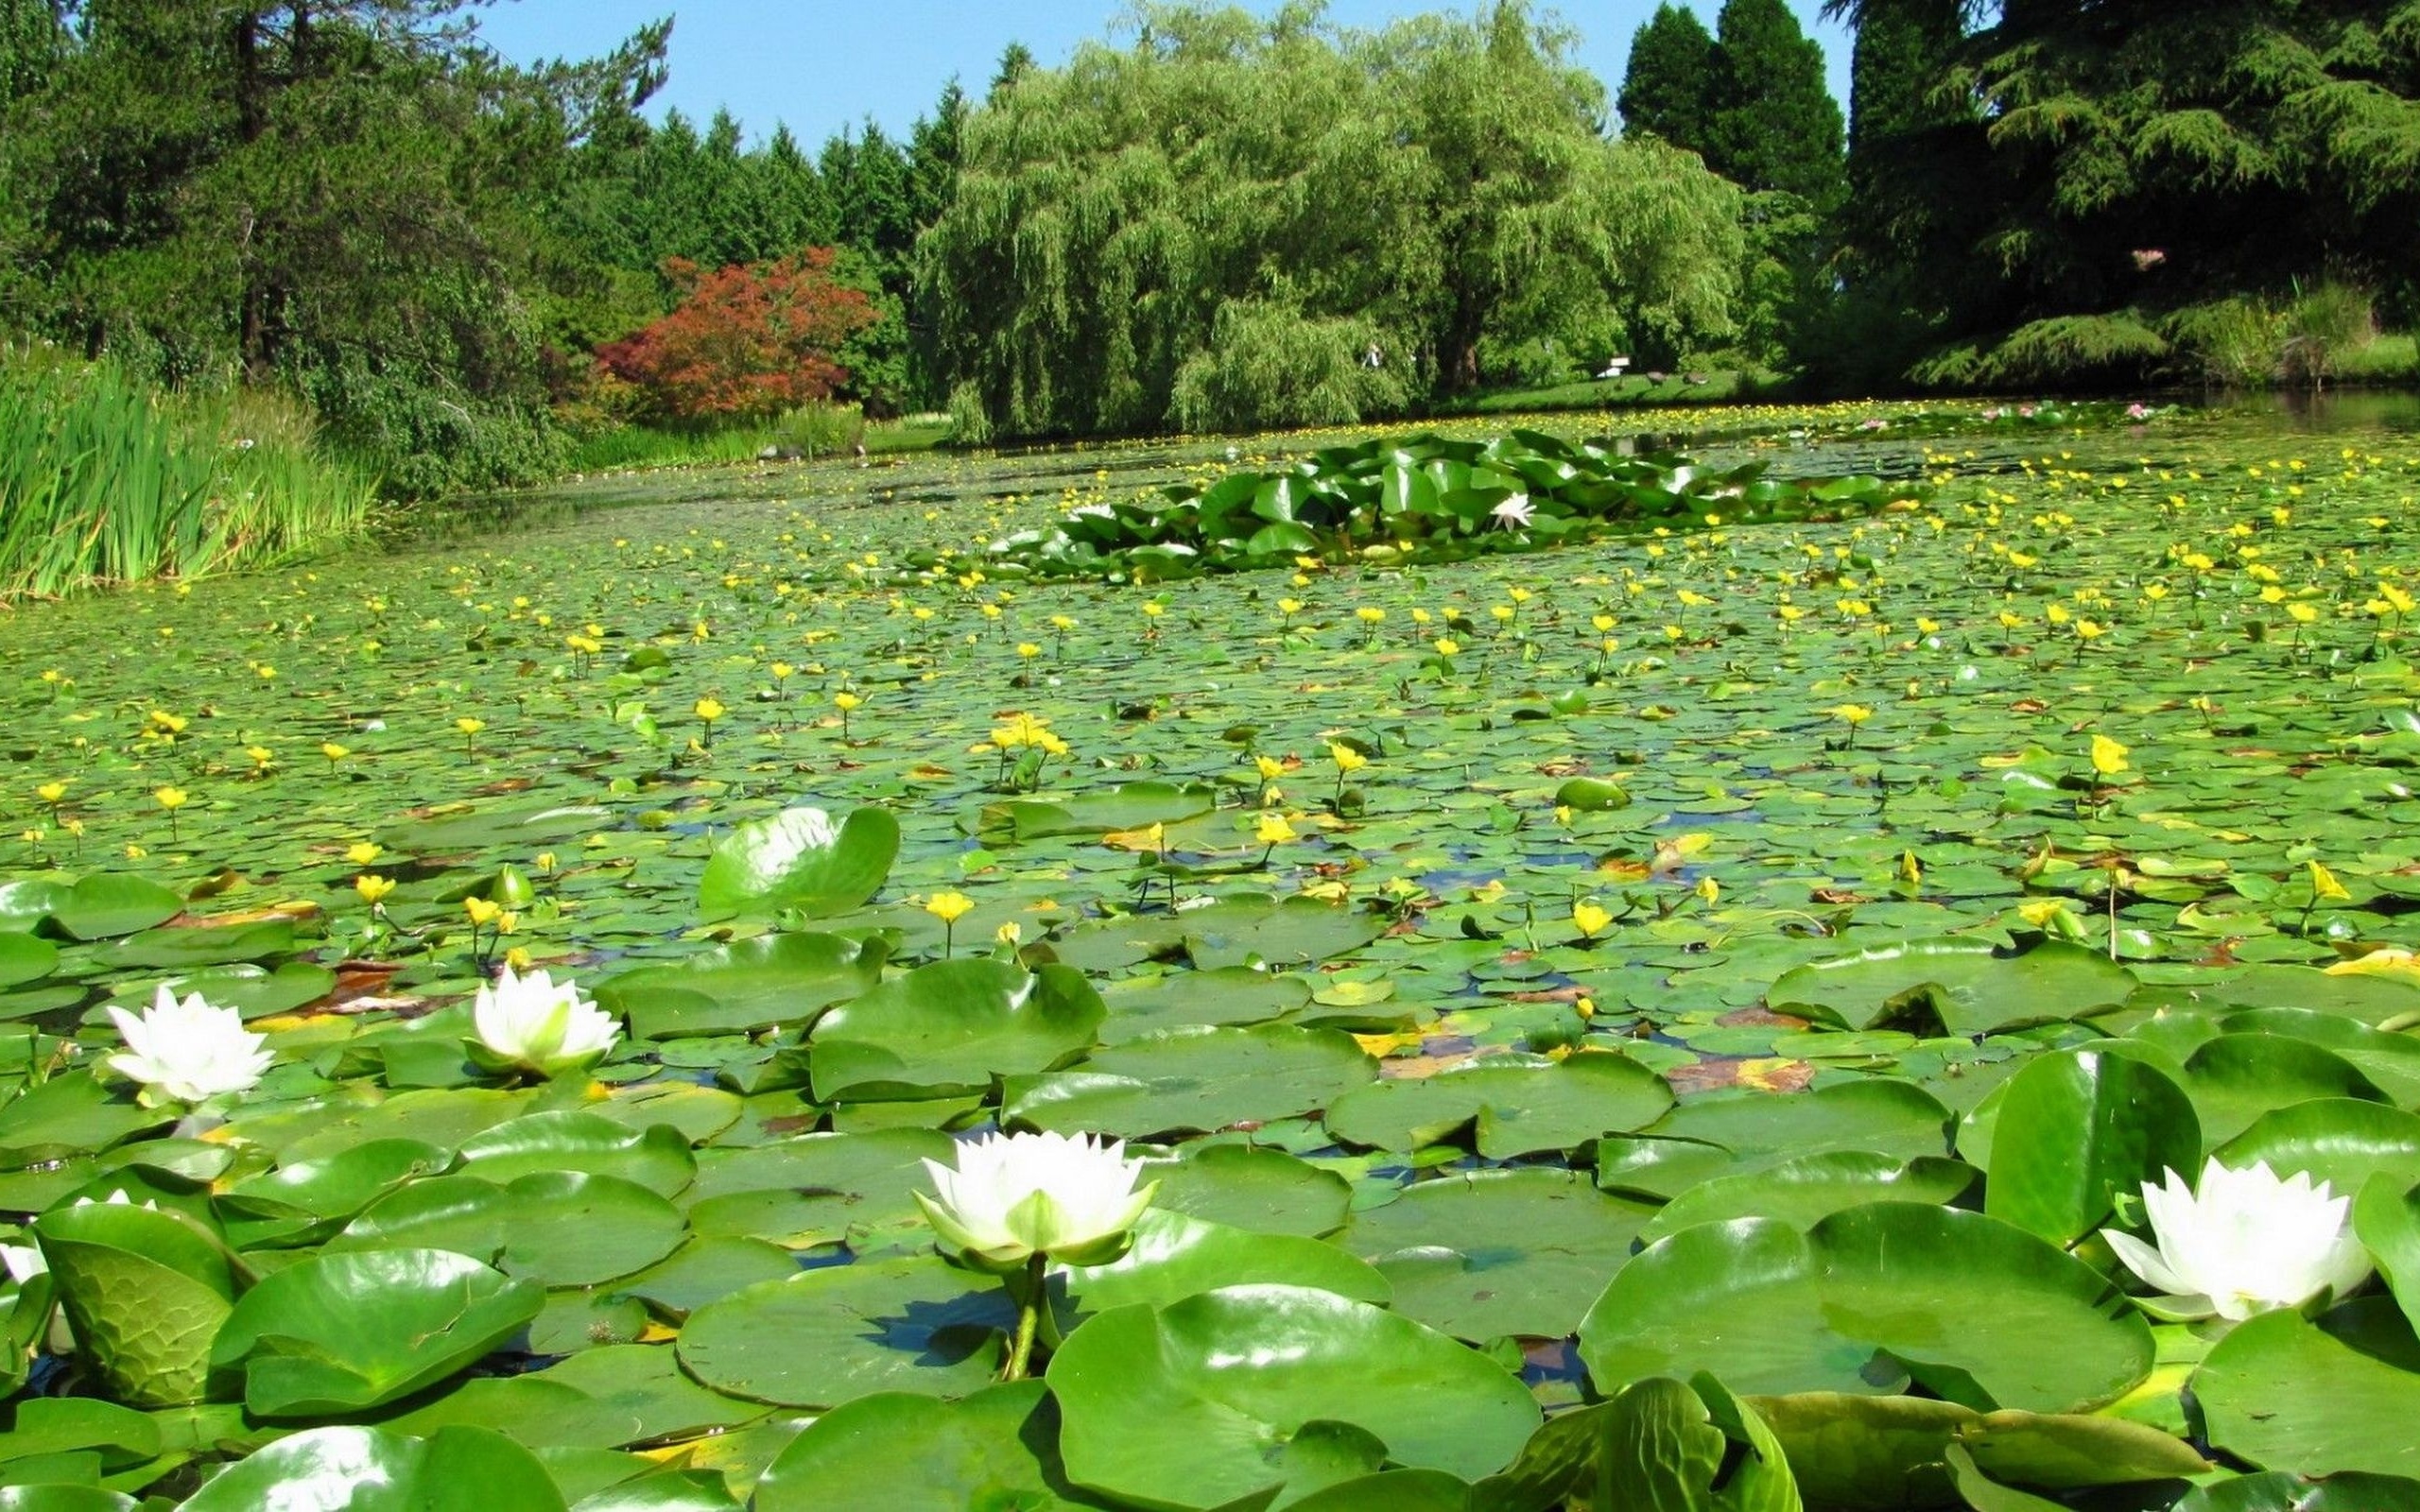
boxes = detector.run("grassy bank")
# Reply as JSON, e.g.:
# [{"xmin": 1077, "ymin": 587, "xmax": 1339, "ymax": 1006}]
[
  {"xmin": 564, "ymin": 409, "xmax": 956, "ymax": 473},
  {"xmin": 0, "ymin": 356, "xmax": 376, "ymax": 602}
]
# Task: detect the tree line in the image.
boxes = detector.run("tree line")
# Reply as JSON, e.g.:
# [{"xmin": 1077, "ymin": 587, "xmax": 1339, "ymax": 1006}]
[{"xmin": 3, "ymin": 0, "xmax": 2415, "ymax": 491}]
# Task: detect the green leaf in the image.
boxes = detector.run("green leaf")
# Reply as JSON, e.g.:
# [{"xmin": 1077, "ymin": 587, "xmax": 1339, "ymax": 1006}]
[
  {"xmin": 1578, "ymin": 1205, "xmax": 2152, "ymax": 1413},
  {"xmin": 210, "ymin": 1247, "xmax": 542, "ymax": 1416},
  {"xmin": 1744, "ymin": 1393, "xmax": 2209, "ymax": 1508},
  {"xmin": 806, "ymin": 959, "xmax": 1103, "ymax": 1102},
  {"xmin": 1767, "ymin": 939, "xmax": 2135, "ymax": 1036},
  {"xmin": 1639, "ymin": 1153, "xmax": 1976, "ymax": 1246},
  {"xmin": 457, "ymin": 1110, "xmax": 696, "ymax": 1198},
  {"xmin": 1343, "ymin": 1169, "xmax": 1654, "ymax": 1341},
  {"xmin": 178, "ymin": 1425, "xmax": 565, "ymax": 1511},
  {"xmin": 2218, "ymin": 1098, "xmax": 2420, "ymax": 1196},
  {"xmin": 595, "ymin": 933, "xmax": 889, "ymax": 1040},
  {"xmin": 50, "ymin": 875, "xmax": 182, "ymax": 941},
  {"xmin": 2193, "ymin": 1302, "xmax": 2420, "ymax": 1475},
  {"xmin": 0, "ymin": 1074, "xmax": 166, "ymax": 1170},
  {"xmin": 1006, "ymin": 1023, "xmax": 1374, "ymax": 1140},
  {"xmin": 1047, "ymin": 1284, "xmax": 1540, "ymax": 1510},
  {"xmin": 676, "ymin": 1253, "xmax": 1014, "ymax": 1408},
  {"xmin": 333, "ymin": 1171, "xmax": 685, "ymax": 1286},
  {"xmin": 1323, "ymin": 1050, "xmax": 1671, "ymax": 1158},
  {"xmin": 1601, "ymin": 1375, "xmax": 1801, "ymax": 1512},
  {"xmin": 1060, "ymin": 1207, "xmax": 1391, "ymax": 1319},
  {"xmin": 697, "ymin": 805, "xmax": 899, "ymax": 920},
  {"xmin": 32, "ymin": 1200, "xmax": 236, "ymax": 1407},
  {"xmin": 753, "ymin": 1383, "xmax": 1112, "ymax": 1511},
  {"xmin": 0, "ymin": 935, "xmax": 58, "ymax": 990},
  {"xmin": 1981, "ymin": 1049, "xmax": 2201, "ymax": 1246},
  {"xmin": 2171, "ymin": 1472, "xmax": 2420, "ymax": 1511},
  {"xmin": 2356, "ymin": 1175, "xmax": 2420, "ymax": 1338},
  {"xmin": 1597, "ymin": 1080, "xmax": 1952, "ymax": 1201}
]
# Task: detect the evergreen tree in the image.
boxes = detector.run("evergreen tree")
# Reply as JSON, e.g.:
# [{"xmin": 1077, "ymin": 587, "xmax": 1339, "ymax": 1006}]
[
  {"xmin": 1617, "ymin": 4, "xmax": 1717, "ymax": 152},
  {"xmin": 1705, "ymin": 0, "xmax": 1846, "ymax": 209},
  {"xmin": 990, "ymin": 41, "xmax": 1036, "ymax": 100}
]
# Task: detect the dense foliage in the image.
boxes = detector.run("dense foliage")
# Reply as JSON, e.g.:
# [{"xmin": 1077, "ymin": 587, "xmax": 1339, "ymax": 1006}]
[{"xmin": 920, "ymin": 4, "xmax": 1744, "ymax": 438}]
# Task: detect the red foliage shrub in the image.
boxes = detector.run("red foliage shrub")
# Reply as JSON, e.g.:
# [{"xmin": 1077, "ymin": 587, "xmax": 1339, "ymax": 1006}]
[{"xmin": 596, "ymin": 249, "xmax": 878, "ymax": 422}]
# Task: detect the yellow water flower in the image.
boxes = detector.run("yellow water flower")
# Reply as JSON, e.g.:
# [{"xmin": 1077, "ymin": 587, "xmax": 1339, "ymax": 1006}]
[
  {"xmin": 153, "ymin": 786, "xmax": 187, "ymax": 811},
  {"xmin": 346, "ymin": 842, "xmax": 382, "ymax": 865},
  {"xmin": 355, "ymin": 874, "xmax": 395, "ymax": 905},
  {"xmin": 925, "ymin": 891, "xmax": 976, "ymax": 925},
  {"xmin": 2308, "ymin": 860, "xmax": 2351, "ymax": 903},
  {"xmin": 1328, "ymin": 743, "xmax": 1368, "ymax": 775},
  {"xmin": 1571, "ymin": 901, "xmax": 1614, "ymax": 938},
  {"xmin": 1255, "ymin": 814, "xmax": 1298, "ymax": 847},
  {"xmin": 694, "ymin": 697, "xmax": 726, "ymax": 723},
  {"xmin": 463, "ymin": 896, "xmax": 503, "ymax": 927},
  {"xmin": 35, "ymin": 782, "xmax": 66, "ymax": 805},
  {"xmin": 2091, "ymin": 735, "xmax": 2131, "ymax": 777}
]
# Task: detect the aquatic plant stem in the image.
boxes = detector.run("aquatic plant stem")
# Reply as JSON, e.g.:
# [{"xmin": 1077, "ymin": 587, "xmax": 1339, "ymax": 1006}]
[{"xmin": 1001, "ymin": 1252, "xmax": 1049, "ymax": 1382}]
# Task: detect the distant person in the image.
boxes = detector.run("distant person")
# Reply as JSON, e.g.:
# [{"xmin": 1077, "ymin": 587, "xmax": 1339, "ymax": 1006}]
[{"xmin": 1363, "ymin": 342, "xmax": 1383, "ymax": 369}]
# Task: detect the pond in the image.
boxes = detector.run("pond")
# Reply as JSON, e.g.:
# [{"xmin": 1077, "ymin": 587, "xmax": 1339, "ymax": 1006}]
[{"xmin": 0, "ymin": 391, "xmax": 2417, "ymax": 1506}]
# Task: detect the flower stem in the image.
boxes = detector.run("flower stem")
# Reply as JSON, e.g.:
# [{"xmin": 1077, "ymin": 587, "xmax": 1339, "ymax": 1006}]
[{"xmin": 1001, "ymin": 1252, "xmax": 1048, "ymax": 1383}]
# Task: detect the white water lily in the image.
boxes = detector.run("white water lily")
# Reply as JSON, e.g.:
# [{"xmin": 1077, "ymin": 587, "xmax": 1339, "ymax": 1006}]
[
  {"xmin": 470, "ymin": 967, "xmax": 620, "ymax": 1076},
  {"xmin": 2100, "ymin": 1158, "xmax": 2372, "ymax": 1322},
  {"xmin": 917, "ymin": 1130, "xmax": 1157, "ymax": 1269},
  {"xmin": 0, "ymin": 1244, "xmax": 43, "ymax": 1284},
  {"xmin": 1491, "ymin": 494, "xmax": 1536, "ymax": 530},
  {"xmin": 105, "ymin": 987, "xmax": 271, "ymax": 1104}
]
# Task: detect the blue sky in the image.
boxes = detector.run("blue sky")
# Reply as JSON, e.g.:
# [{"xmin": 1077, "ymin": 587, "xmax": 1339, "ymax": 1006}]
[{"xmin": 472, "ymin": 1, "xmax": 1852, "ymax": 147}]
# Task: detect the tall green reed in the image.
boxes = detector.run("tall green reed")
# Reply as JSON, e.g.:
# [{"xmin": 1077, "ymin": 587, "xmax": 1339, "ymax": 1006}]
[{"xmin": 0, "ymin": 354, "xmax": 376, "ymax": 601}]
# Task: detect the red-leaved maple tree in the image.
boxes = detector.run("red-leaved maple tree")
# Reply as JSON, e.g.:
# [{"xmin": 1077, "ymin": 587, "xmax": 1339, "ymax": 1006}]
[{"xmin": 596, "ymin": 249, "xmax": 878, "ymax": 422}]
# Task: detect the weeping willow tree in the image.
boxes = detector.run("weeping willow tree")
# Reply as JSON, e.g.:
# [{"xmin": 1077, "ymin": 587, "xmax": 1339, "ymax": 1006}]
[
  {"xmin": 1828, "ymin": 0, "xmax": 2420, "ymax": 384},
  {"xmin": 919, "ymin": 1, "xmax": 1742, "ymax": 438}
]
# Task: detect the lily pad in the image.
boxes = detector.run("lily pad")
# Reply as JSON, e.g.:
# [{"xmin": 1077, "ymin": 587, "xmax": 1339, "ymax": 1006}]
[
  {"xmin": 752, "ymin": 1382, "xmax": 1112, "ymax": 1512},
  {"xmin": 1578, "ymin": 1204, "xmax": 2153, "ymax": 1412},
  {"xmin": 334, "ymin": 1171, "xmax": 686, "ymax": 1285},
  {"xmin": 2193, "ymin": 1303, "xmax": 2420, "ymax": 1475},
  {"xmin": 210, "ymin": 1248, "xmax": 542, "ymax": 1416},
  {"xmin": 1343, "ymin": 1169, "xmax": 1655, "ymax": 1340},
  {"xmin": 1322, "ymin": 1050, "xmax": 1671, "ymax": 1158},
  {"xmin": 1596, "ymin": 1079, "xmax": 1953, "ymax": 1200},
  {"xmin": 1637, "ymin": 1152, "xmax": 1977, "ymax": 1245},
  {"xmin": 1006, "ymin": 1023, "xmax": 1375, "ymax": 1140},
  {"xmin": 1980, "ymin": 1049, "xmax": 2201, "ymax": 1246},
  {"xmin": 1767, "ymin": 939, "xmax": 2135, "ymax": 1036},
  {"xmin": 806, "ymin": 960, "xmax": 1103, "ymax": 1102},
  {"xmin": 676, "ymin": 1253, "xmax": 1015, "ymax": 1407},
  {"xmin": 596, "ymin": 933, "xmax": 890, "ymax": 1040},
  {"xmin": 698, "ymin": 805, "xmax": 900, "ymax": 920},
  {"xmin": 1047, "ymin": 1284, "xmax": 1541, "ymax": 1509},
  {"xmin": 1060, "ymin": 1207, "xmax": 1390, "ymax": 1319},
  {"xmin": 178, "ymin": 1424, "xmax": 566, "ymax": 1511}
]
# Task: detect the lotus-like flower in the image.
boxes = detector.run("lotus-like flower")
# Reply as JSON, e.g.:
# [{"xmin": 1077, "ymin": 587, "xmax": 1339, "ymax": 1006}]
[
  {"xmin": 2100, "ymin": 1158, "xmax": 2372, "ymax": 1322},
  {"xmin": 1491, "ymin": 495, "xmax": 1536, "ymax": 530},
  {"xmin": 470, "ymin": 967, "xmax": 620, "ymax": 1077},
  {"xmin": 105, "ymin": 987, "xmax": 271, "ymax": 1105},
  {"xmin": 917, "ymin": 1131, "xmax": 1157, "ymax": 1269}
]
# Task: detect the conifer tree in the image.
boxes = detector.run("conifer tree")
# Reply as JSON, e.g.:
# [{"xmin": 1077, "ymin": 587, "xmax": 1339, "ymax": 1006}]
[
  {"xmin": 1705, "ymin": 0, "xmax": 1846, "ymax": 210},
  {"xmin": 1617, "ymin": 4, "xmax": 1718, "ymax": 152}
]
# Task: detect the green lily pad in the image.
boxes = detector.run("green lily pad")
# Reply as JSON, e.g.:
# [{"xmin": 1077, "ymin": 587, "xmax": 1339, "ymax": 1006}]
[
  {"xmin": 698, "ymin": 805, "xmax": 900, "ymax": 920},
  {"xmin": 33, "ymin": 1200, "xmax": 237, "ymax": 1407},
  {"xmin": 1744, "ymin": 1393, "xmax": 2210, "ymax": 1507},
  {"xmin": 1578, "ymin": 1204, "xmax": 2153, "ymax": 1412},
  {"xmin": 685, "ymin": 1127, "xmax": 952, "ymax": 1248},
  {"xmin": 1144, "ymin": 1143, "xmax": 1354, "ymax": 1237},
  {"xmin": 753, "ymin": 1382, "xmax": 1111, "ymax": 1512},
  {"xmin": 0, "ymin": 1073, "xmax": 166, "ymax": 1170},
  {"xmin": 1596, "ymin": 1079, "xmax": 1953, "ymax": 1200},
  {"xmin": 1637, "ymin": 1152, "xmax": 1978, "ymax": 1245},
  {"xmin": 2193, "ymin": 1302, "xmax": 2420, "ymax": 1475},
  {"xmin": 1179, "ymin": 895, "xmax": 1388, "ymax": 971},
  {"xmin": 596, "ymin": 933, "xmax": 890, "ymax": 1040},
  {"xmin": 806, "ymin": 960, "xmax": 1103, "ymax": 1102},
  {"xmin": 334, "ymin": 1171, "xmax": 685, "ymax": 1286},
  {"xmin": 2172, "ymin": 1472, "xmax": 2420, "ymax": 1511},
  {"xmin": 1322, "ymin": 1050, "xmax": 1671, "ymax": 1158},
  {"xmin": 1980, "ymin": 1049, "xmax": 2201, "ymax": 1246},
  {"xmin": 1767, "ymin": 939, "xmax": 2135, "ymax": 1036},
  {"xmin": 0, "ymin": 935, "xmax": 58, "ymax": 989},
  {"xmin": 1006, "ymin": 1023, "xmax": 1374, "ymax": 1139},
  {"xmin": 51, "ymin": 875, "xmax": 183, "ymax": 941},
  {"xmin": 676, "ymin": 1253, "xmax": 1015, "ymax": 1407},
  {"xmin": 217, "ymin": 1138, "xmax": 452, "ymax": 1248},
  {"xmin": 1060, "ymin": 1207, "xmax": 1390, "ymax": 1319},
  {"xmin": 178, "ymin": 1424, "xmax": 565, "ymax": 1511},
  {"xmin": 2218, "ymin": 1099, "xmax": 2420, "ymax": 1196},
  {"xmin": 457, "ymin": 1110, "xmax": 697, "ymax": 1198},
  {"xmin": 1047, "ymin": 1284, "xmax": 1541, "ymax": 1509},
  {"xmin": 1343, "ymin": 1169, "xmax": 1654, "ymax": 1341},
  {"xmin": 975, "ymin": 782, "xmax": 1218, "ymax": 843},
  {"xmin": 211, "ymin": 1247, "xmax": 542, "ymax": 1416},
  {"xmin": 101, "ymin": 918, "xmax": 293, "ymax": 971}
]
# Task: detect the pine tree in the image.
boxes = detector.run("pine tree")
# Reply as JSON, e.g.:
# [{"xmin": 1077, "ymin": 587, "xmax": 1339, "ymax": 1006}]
[
  {"xmin": 1618, "ymin": 4, "xmax": 1718, "ymax": 152},
  {"xmin": 1705, "ymin": 0, "xmax": 1846, "ymax": 210}
]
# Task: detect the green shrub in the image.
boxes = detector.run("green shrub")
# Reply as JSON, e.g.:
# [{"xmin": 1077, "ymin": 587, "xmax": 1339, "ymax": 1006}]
[
  {"xmin": 2279, "ymin": 280, "xmax": 2377, "ymax": 389},
  {"xmin": 1909, "ymin": 313, "xmax": 2169, "ymax": 389},
  {"xmin": 1167, "ymin": 299, "xmax": 1408, "ymax": 435},
  {"xmin": 2163, "ymin": 300, "xmax": 2285, "ymax": 387}
]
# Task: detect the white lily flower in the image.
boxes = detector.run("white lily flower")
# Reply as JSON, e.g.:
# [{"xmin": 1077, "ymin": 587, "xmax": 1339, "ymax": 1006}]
[
  {"xmin": 105, "ymin": 987, "xmax": 271, "ymax": 1104},
  {"xmin": 0, "ymin": 1244, "xmax": 44, "ymax": 1283},
  {"xmin": 1491, "ymin": 494, "xmax": 1536, "ymax": 530},
  {"xmin": 2100, "ymin": 1158, "xmax": 2373, "ymax": 1322},
  {"xmin": 916, "ymin": 1130, "xmax": 1157, "ymax": 1269},
  {"xmin": 470, "ymin": 967, "xmax": 620, "ymax": 1076}
]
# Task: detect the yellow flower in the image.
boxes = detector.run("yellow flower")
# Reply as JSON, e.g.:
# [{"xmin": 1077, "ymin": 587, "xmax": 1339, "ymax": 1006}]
[
  {"xmin": 1830, "ymin": 704, "xmax": 1874, "ymax": 726},
  {"xmin": 833, "ymin": 692, "xmax": 864, "ymax": 712},
  {"xmin": 1571, "ymin": 901, "xmax": 1614, "ymax": 938},
  {"xmin": 1696, "ymin": 876, "xmax": 1720, "ymax": 904},
  {"xmin": 769, "ymin": 662, "xmax": 794, "ymax": 680},
  {"xmin": 1328, "ymin": 743, "xmax": 1368, "ymax": 775},
  {"xmin": 1432, "ymin": 638, "xmax": 1461, "ymax": 657},
  {"xmin": 153, "ymin": 786, "xmax": 188, "ymax": 811},
  {"xmin": 346, "ymin": 842, "xmax": 382, "ymax": 865},
  {"xmin": 925, "ymin": 891, "xmax": 976, "ymax": 925},
  {"xmin": 355, "ymin": 874, "xmax": 395, "ymax": 904},
  {"xmin": 455, "ymin": 717, "xmax": 485, "ymax": 738},
  {"xmin": 35, "ymin": 782, "xmax": 66, "ymax": 804},
  {"xmin": 2090, "ymin": 734, "xmax": 2130, "ymax": 777},
  {"xmin": 1255, "ymin": 814, "xmax": 1298, "ymax": 846},
  {"xmin": 694, "ymin": 697, "xmax": 726, "ymax": 722},
  {"xmin": 2308, "ymin": 860, "xmax": 2351, "ymax": 902},
  {"xmin": 1254, "ymin": 755, "xmax": 1287, "ymax": 781},
  {"xmin": 1277, "ymin": 598, "xmax": 1304, "ymax": 616},
  {"xmin": 1356, "ymin": 607, "xmax": 1386, "ymax": 625},
  {"xmin": 463, "ymin": 897, "xmax": 503, "ymax": 927},
  {"xmin": 320, "ymin": 742, "xmax": 350, "ymax": 762},
  {"xmin": 1017, "ymin": 643, "xmax": 1041, "ymax": 658}
]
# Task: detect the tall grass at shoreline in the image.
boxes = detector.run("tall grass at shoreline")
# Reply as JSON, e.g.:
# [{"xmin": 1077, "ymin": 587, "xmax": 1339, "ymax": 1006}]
[{"xmin": 0, "ymin": 356, "xmax": 376, "ymax": 602}]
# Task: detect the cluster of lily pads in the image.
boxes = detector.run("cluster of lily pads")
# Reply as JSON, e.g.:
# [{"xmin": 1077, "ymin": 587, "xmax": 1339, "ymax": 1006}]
[
  {"xmin": 0, "ymin": 396, "xmax": 2412, "ymax": 1507},
  {"xmin": 979, "ymin": 429, "xmax": 1927, "ymax": 579}
]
